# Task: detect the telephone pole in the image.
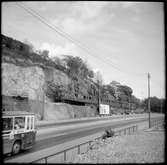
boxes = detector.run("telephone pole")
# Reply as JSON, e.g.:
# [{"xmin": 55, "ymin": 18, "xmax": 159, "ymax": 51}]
[
  {"xmin": 148, "ymin": 73, "xmax": 151, "ymax": 128},
  {"xmin": 98, "ymin": 80, "xmax": 100, "ymax": 115},
  {"xmin": 129, "ymin": 95, "xmax": 131, "ymax": 113},
  {"xmin": 41, "ymin": 83, "xmax": 45, "ymax": 120}
]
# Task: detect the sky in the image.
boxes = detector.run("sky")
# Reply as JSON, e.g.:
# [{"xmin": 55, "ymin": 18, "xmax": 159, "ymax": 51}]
[{"xmin": 2, "ymin": 1, "xmax": 165, "ymax": 99}]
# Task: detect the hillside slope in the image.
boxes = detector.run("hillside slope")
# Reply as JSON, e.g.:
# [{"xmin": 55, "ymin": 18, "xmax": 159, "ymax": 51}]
[{"xmin": 2, "ymin": 34, "xmax": 98, "ymax": 120}]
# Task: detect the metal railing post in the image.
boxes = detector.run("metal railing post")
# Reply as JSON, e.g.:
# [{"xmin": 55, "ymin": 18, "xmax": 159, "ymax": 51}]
[
  {"xmin": 64, "ymin": 150, "xmax": 66, "ymax": 162},
  {"xmin": 124, "ymin": 129, "xmax": 126, "ymax": 135},
  {"xmin": 128, "ymin": 127, "xmax": 130, "ymax": 134},
  {"xmin": 78, "ymin": 144, "xmax": 80, "ymax": 154}
]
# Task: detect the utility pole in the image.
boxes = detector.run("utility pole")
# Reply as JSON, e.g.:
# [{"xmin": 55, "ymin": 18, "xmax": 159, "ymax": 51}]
[
  {"xmin": 148, "ymin": 73, "xmax": 151, "ymax": 128},
  {"xmin": 129, "ymin": 95, "xmax": 131, "ymax": 113},
  {"xmin": 98, "ymin": 80, "xmax": 100, "ymax": 116},
  {"xmin": 41, "ymin": 84, "xmax": 45, "ymax": 120}
]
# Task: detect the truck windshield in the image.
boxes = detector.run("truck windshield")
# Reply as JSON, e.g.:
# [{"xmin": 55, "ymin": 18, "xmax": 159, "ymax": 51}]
[{"xmin": 3, "ymin": 117, "xmax": 13, "ymax": 131}]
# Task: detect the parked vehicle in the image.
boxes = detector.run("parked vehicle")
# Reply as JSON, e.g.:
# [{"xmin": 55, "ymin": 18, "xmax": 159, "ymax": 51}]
[{"xmin": 2, "ymin": 111, "xmax": 37, "ymax": 155}]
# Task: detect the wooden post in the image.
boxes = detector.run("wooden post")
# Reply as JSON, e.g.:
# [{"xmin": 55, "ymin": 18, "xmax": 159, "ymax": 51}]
[
  {"xmin": 148, "ymin": 73, "xmax": 151, "ymax": 128},
  {"xmin": 98, "ymin": 80, "xmax": 100, "ymax": 115}
]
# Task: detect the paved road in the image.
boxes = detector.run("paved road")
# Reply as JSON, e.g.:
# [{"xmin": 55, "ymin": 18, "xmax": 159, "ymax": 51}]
[
  {"xmin": 4, "ymin": 114, "xmax": 163, "ymax": 161},
  {"xmin": 37, "ymin": 113, "xmax": 150, "ymax": 128}
]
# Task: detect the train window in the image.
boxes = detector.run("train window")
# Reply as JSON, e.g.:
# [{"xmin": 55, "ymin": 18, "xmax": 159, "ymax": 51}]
[
  {"xmin": 27, "ymin": 117, "xmax": 30, "ymax": 130},
  {"xmin": 31, "ymin": 116, "xmax": 33, "ymax": 129},
  {"xmin": 14, "ymin": 117, "xmax": 25, "ymax": 129},
  {"xmin": 3, "ymin": 117, "xmax": 13, "ymax": 131}
]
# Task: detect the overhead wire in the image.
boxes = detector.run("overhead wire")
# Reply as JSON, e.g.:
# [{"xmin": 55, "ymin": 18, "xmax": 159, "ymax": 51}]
[
  {"xmin": 15, "ymin": 3, "xmax": 108, "ymax": 65},
  {"xmin": 16, "ymin": 2, "xmax": 145, "ymax": 78},
  {"xmin": 10, "ymin": 2, "xmax": 166, "ymax": 99}
]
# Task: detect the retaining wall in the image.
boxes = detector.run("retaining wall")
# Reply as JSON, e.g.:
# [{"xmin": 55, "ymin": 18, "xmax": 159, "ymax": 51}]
[{"xmin": 43, "ymin": 102, "xmax": 98, "ymax": 121}]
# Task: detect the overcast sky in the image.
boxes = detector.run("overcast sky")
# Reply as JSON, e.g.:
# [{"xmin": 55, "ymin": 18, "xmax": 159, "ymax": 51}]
[{"xmin": 2, "ymin": 1, "xmax": 165, "ymax": 99}]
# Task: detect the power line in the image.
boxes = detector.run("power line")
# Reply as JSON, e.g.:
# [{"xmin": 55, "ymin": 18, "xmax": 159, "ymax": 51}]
[
  {"xmin": 16, "ymin": 2, "xmax": 145, "ymax": 77},
  {"xmin": 17, "ymin": 2, "xmax": 129, "ymax": 74},
  {"xmin": 147, "ymin": 73, "xmax": 151, "ymax": 128}
]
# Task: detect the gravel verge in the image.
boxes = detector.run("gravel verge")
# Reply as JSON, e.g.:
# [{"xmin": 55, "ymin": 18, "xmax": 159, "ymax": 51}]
[{"xmin": 73, "ymin": 126, "xmax": 165, "ymax": 163}]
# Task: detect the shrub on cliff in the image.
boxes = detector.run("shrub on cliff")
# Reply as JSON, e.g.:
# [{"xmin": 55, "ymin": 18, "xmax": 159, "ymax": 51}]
[
  {"xmin": 63, "ymin": 55, "xmax": 94, "ymax": 80},
  {"xmin": 46, "ymin": 80, "xmax": 67, "ymax": 101}
]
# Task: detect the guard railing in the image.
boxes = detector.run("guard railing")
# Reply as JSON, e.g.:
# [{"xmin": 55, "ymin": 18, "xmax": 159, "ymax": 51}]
[
  {"xmin": 32, "ymin": 125, "xmax": 138, "ymax": 163},
  {"xmin": 150, "ymin": 119, "xmax": 164, "ymax": 128}
]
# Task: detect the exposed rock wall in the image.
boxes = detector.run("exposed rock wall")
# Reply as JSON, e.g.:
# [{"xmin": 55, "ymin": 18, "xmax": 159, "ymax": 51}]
[
  {"xmin": 2, "ymin": 62, "xmax": 98, "ymax": 121},
  {"xmin": 44, "ymin": 102, "xmax": 98, "ymax": 121},
  {"xmin": 2, "ymin": 62, "xmax": 72, "ymax": 100},
  {"xmin": 44, "ymin": 67, "xmax": 71, "ymax": 86},
  {"xmin": 2, "ymin": 95, "xmax": 43, "ymax": 120},
  {"xmin": 2, "ymin": 63, "xmax": 45, "ymax": 101},
  {"xmin": 1, "ymin": 34, "xmax": 99, "ymax": 120}
]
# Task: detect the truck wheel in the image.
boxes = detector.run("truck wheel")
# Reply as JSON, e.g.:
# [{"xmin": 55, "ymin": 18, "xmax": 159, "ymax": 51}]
[{"xmin": 12, "ymin": 141, "xmax": 21, "ymax": 155}]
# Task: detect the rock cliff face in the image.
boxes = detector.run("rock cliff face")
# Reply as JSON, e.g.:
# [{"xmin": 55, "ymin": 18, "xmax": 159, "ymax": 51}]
[
  {"xmin": 44, "ymin": 67, "xmax": 71, "ymax": 86},
  {"xmin": 2, "ymin": 62, "xmax": 45, "ymax": 101},
  {"xmin": 2, "ymin": 62, "xmax": 98, "ymax": 120},
  {"xmin": 2, "ymin": 35, "xmax": 98, "ymax": 120},
  {"xmin": 2, "ymin": 62, "xmax": 72, "ymax": 102}
]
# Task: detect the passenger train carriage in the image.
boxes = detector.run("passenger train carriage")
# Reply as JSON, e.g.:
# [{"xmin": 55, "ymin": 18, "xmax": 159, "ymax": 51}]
[{"xmin": 2, "ymin": 111, "xmax": 37, "ymax": 155}]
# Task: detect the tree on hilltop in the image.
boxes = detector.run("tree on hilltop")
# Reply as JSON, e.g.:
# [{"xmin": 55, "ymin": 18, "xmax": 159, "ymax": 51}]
[
  {"xmin": 141, "ymin": 97, "xmax": 165, "ymax": 113},
  {"xmin": 117, "ymin": 85, "xmax": 133, "ymax": 97},
  {"xmin": 62, "ymin": 55, "xmax": 94, "ymax": 80}
]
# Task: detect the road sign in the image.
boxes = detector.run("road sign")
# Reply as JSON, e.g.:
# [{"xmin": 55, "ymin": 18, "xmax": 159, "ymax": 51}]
[{"xmin": 99, "ymin": 104, "xmax": 110, "ymax": 114}]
